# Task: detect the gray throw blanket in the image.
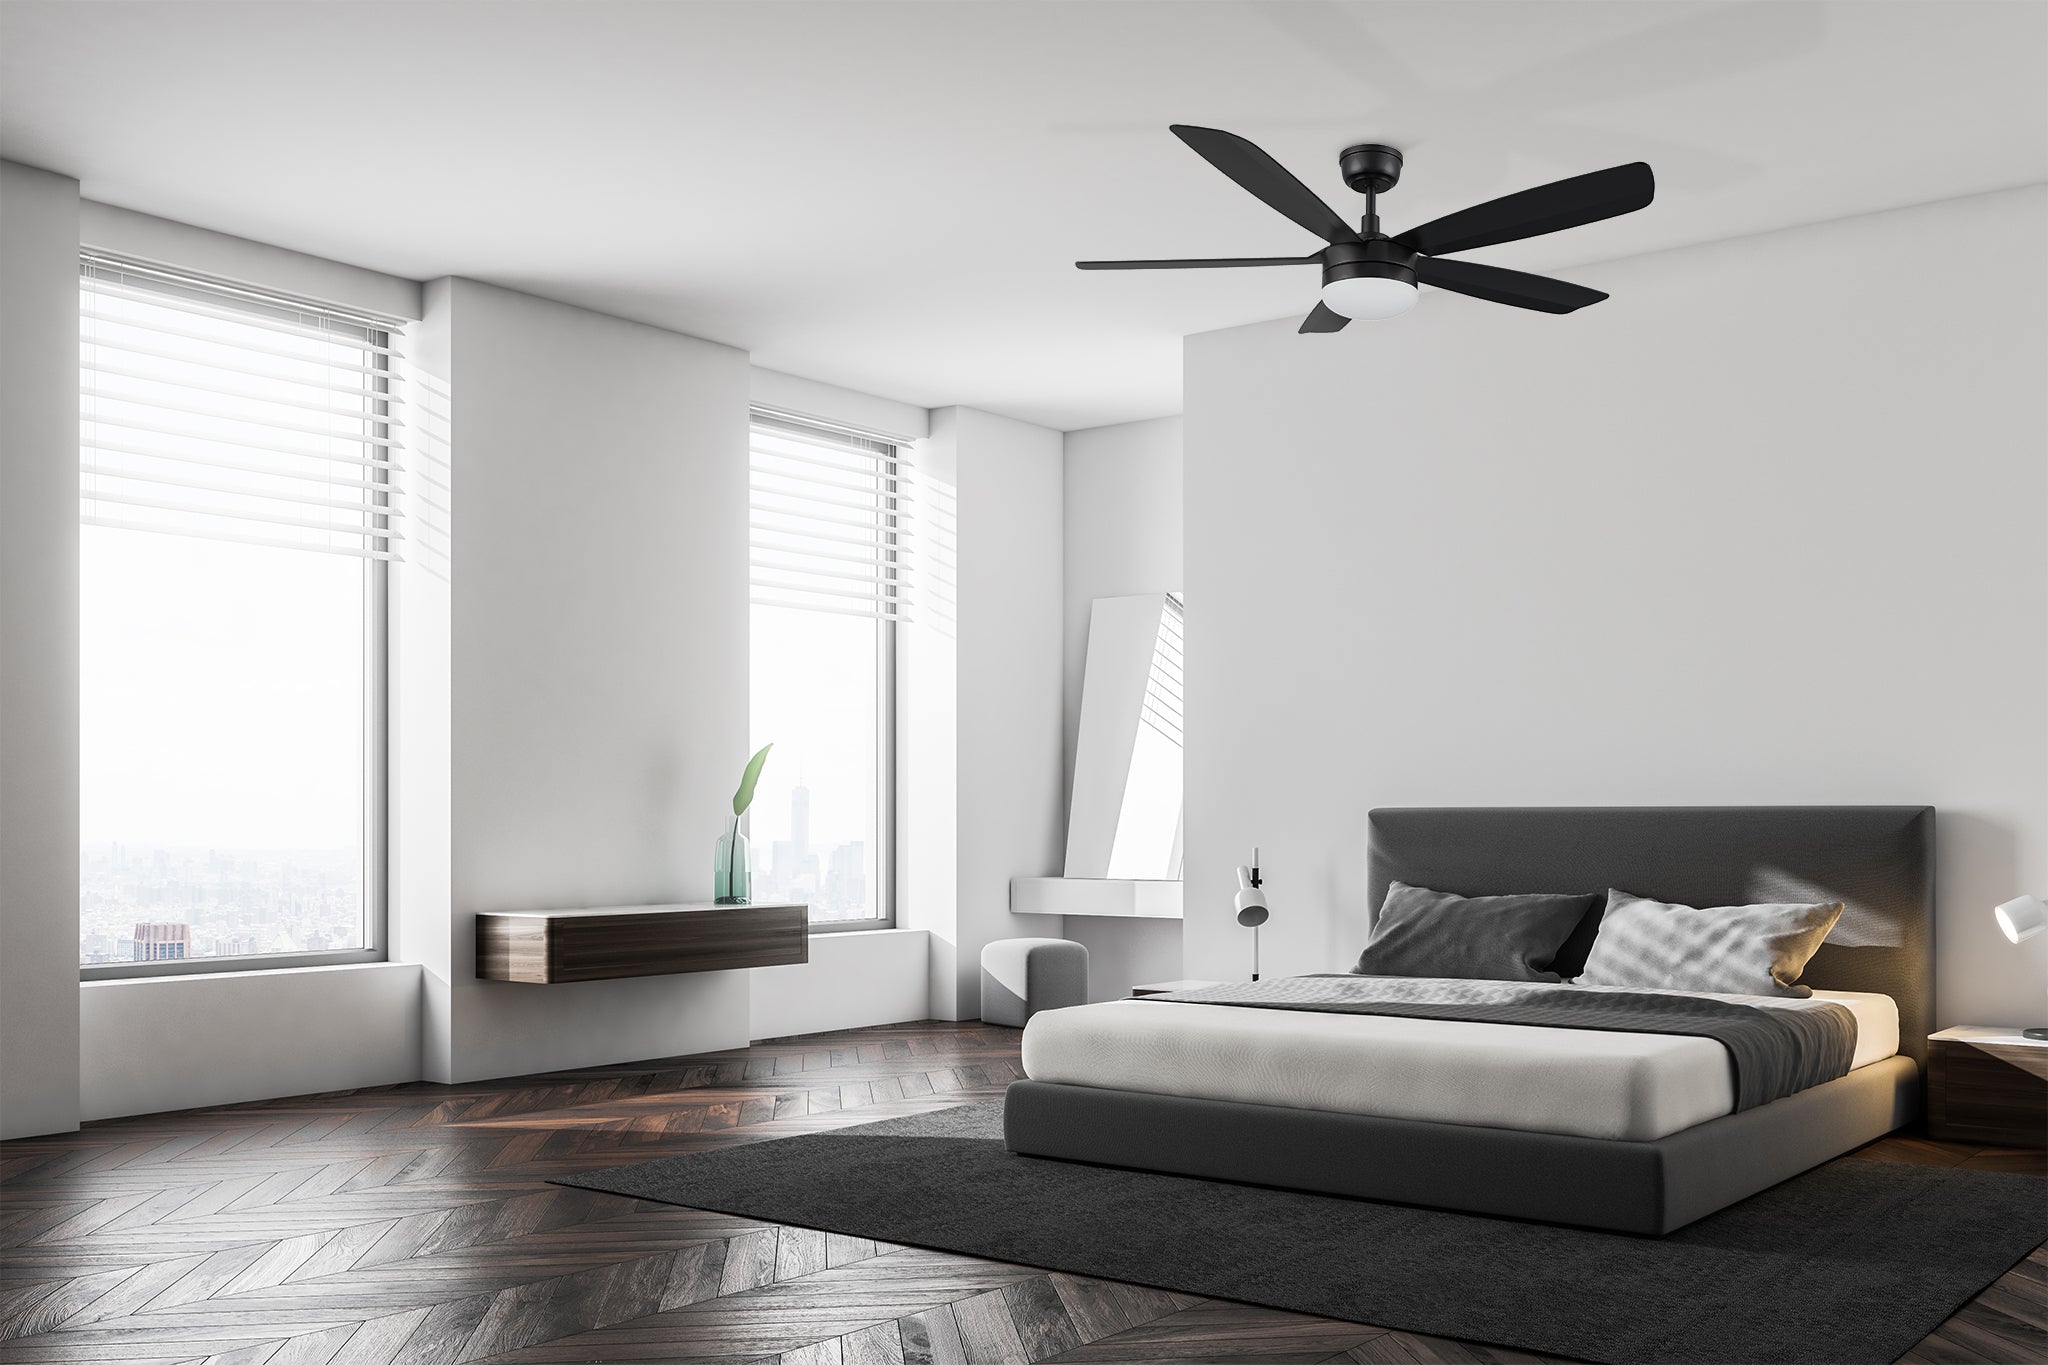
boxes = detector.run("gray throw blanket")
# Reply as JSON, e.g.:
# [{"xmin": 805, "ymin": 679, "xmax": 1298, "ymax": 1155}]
[{"xmin": 1142, "ymin": 975, "xmax": 1858, "ymax": 1112}]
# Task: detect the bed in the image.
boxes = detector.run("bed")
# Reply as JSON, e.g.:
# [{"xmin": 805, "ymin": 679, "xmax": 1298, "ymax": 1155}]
[{"xmin": 1003, "ymin": 806, "xmax": 1934, "ymax": 1234}]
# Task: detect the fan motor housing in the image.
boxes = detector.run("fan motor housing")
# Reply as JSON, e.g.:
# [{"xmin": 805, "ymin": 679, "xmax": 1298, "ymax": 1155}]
[
  {"xmin": 1340, "ymin": 143, "xmax": 1404, "ymax": 194},
  {"xmin": 1322, "ymin": 238, "xmax": 1417, "ymax": 289}
]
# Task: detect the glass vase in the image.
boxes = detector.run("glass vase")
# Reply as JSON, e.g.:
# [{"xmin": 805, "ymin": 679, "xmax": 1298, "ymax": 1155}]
[{"xmin": 714, "ymin": 817, "xmax": 751, "ymax": 905}]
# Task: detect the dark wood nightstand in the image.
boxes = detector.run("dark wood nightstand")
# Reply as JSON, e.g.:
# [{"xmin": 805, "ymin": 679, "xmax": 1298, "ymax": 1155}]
[{"xmin": 1928, "ymin": 1027, "xmax": 2048, "ymax": 1148}]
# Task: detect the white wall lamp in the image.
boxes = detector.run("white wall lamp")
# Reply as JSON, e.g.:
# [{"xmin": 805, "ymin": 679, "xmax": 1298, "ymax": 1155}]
[
  {"xmin": 1992, "ymin": 895, "xmax": 2047, "ymax": 1040},
  {"xmin": 1235, "ymin": 849, "xmax": 1269, "ymax": 982}
]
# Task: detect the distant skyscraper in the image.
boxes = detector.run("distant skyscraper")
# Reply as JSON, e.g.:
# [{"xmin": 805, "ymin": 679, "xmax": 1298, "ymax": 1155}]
[
  {"xmin": 826, "ymin": 842, "xmax": 866, "ymax": 913},
  {"xmin": 133, "ymin": 922, "xmax": 189, "ymax": 961},
  {"xmin": 769, "ymin": 782, "xmax": 821, "ymax": 896}
]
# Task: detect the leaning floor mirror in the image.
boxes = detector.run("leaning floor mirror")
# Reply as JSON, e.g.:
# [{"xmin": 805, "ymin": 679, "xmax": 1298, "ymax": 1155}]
[
  {"xmin": 1069, "ymin": 591, "xmax": 1184, "ymax": 879},
  {"xmin": 1012, "ymin": 591, "xmax": 1184, "ymax": 919}
]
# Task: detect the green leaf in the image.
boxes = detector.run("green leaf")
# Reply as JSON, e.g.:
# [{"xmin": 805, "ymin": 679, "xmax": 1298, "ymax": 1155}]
[{"xmin": 732, "ymin": 742, "xmax": 773, "ymax": 816}]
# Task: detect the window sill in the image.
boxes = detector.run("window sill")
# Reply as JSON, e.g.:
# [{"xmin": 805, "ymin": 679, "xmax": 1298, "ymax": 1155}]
[
  {"xmin": 81, "ymin": 960, "xmax": 416, "ymax": 990},
  {"xmin": 82, "ymin": 948, "xmax": 384, "ymax": 983},
  {"xmin": 807, "ymin": 925, "xmax": 919, "ymax": 939}
]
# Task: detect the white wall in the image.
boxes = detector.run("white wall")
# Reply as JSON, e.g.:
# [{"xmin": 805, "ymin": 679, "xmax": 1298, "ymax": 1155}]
[
  {"xmin": 901, "ymin": 407, "xmax": 1065, "ymax": 1019},
  {"xmin": 396, "ymin": 277, "xmax": 458, "ymax": 1084},
  {"xmin": 80, "ymin": 964, "xmax": 421, "ymax": 1120},
  {"xmin": 749, "ymin": 928, "xmax": 930, "ymax": 1040},
  {"xmin": 1184, "ymin": 187, "xmax": 2048, "ymax": 1026},
  {"xmin": 898, "ymin": 414, "xmax": 963, "ymax": 1016},
  {"xmin": 435, "ymin": 278, "xmax": 755, "ymax": 1081},
  {"xmin": 0, "ymin": 161, "xmax": 82, "ymax": 1138},
  {"xmin": 952, "ymin": 407, "xmax": 1067, "ymax": 1019},
  {"xmin": 1061, "ymin": 417, "xmax": 1185, "ymax": 999}
]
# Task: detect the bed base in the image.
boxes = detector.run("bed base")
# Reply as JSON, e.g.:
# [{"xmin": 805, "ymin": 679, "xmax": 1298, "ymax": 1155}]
[{"xmin": 1003, "ymin": 1056, "xmax": 1919, "ymax": 1236}]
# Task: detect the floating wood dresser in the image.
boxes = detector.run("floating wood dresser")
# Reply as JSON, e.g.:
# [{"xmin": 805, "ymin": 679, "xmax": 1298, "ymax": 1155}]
[{"xmin": 476, "ymin": 902, "xmax": 808, "ymax": 984}]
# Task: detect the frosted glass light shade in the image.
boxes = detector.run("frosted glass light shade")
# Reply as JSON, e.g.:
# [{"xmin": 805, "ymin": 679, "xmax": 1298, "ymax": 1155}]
[
  {"xmin": 1994, "ymin": 894, "xmax": 2047, "ymax": 944},
  {"xmin": 1321, "ymin": 274, "xmax": 1418, "ymax": 320}
]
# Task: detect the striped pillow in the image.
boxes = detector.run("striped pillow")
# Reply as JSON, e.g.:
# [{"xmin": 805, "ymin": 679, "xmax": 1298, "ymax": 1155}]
[{"xmin": 1574, "ymin": 890, "xmax": 1842, "ymax": 998}]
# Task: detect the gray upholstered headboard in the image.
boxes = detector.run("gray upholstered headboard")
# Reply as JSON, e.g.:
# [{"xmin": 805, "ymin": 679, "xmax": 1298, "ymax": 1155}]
[{"xmin": 1365, "ymin": 806, "xmax": 1936, "ymax": 1071}]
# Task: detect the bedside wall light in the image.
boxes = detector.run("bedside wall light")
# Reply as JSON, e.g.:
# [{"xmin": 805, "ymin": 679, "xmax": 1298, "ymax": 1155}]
[
  {"xmin": 1235, "ymin": 848, "xmax": 1269, "ymax": 982},
  {"xmin": 1992, "ymin": 896, "xmax": 2047, "ymax": 1040},
  {"xmin": 1995, "ymin": 895, "xmax": 2045, "ymax": 944}
]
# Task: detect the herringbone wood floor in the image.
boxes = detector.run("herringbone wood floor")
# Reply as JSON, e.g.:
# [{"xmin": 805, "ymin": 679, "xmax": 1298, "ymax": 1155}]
[{"xmin": 1, "ymin": 1020, "xmax": 2041, "ymax": 1364}]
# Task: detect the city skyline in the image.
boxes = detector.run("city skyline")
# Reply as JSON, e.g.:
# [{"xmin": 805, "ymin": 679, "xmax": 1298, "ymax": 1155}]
[
  {"xmin": 749, "ymin": 780, "xmax": 872, "ymax": 923},
  {"xmin": 80, "ymin": 840, "xmax": 364, "ymax": 964},
  {"xmin": 749, "ymin": 598, "xmax": 887, "ymax": 925}
]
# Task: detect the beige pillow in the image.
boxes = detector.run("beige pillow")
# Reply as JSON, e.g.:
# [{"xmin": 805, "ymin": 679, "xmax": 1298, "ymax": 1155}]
[{"xmin": 1574, "ymin": 889, "xmax": 1842, "ymax": 998}]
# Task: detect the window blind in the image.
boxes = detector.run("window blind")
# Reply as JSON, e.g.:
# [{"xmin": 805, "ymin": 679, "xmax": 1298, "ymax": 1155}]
[
  {"xmin": 750, "ymin": 409, "xmax": 907, "ymax": 621},
  {"xmin": 79, "ymin": 252, "xmax": 404, "ymax": 559}
]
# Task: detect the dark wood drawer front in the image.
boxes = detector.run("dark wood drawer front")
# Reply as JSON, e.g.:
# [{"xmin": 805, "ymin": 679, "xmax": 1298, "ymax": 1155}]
[
  {"xmin": 477, "ymin": 903, "xmax": 809, "ymax": 984},
  {"xmin": 1929, "ymin": 1041, "xmax": 2048, "ymax": 1147}
]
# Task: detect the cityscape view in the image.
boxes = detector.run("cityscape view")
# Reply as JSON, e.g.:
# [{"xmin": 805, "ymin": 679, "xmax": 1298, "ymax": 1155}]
[
  {"xmin": 748, "ymin": 781, "xmax": 872, "ymax": 923},
  {"xmin": 749, "ymin": 600, "xmax": 887, "ymax": 925},
  {"xmin": 79, "ymin": 842, "xmax": 365, "ymax": 964}
]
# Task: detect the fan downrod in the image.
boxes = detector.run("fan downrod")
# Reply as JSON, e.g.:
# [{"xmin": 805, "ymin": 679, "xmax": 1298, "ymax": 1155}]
[{"xmin": 1339, "ymin": 143, "xmax": 1403, "ymax": 195}]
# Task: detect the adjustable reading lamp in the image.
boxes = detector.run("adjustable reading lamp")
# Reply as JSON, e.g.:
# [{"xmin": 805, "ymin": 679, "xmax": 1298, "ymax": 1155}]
[
  {"xmin": 1992, "ymin": 896, "xmax": 2048, "ymax": 1040},
  {"xmin": 1235, "ymin": 848, "xmax": 1269, "ymax": 982}
]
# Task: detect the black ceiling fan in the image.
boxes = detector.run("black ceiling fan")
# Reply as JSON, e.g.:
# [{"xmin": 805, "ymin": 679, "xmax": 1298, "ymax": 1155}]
[{"xmin": 1078, "ymin": 126, "xmax": 1654, "ymax": 332}]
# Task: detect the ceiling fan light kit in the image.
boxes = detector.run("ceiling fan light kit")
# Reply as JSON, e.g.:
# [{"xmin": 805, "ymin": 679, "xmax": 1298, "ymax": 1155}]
[
  {"xmin": 1318, "ymin": 239, "xmax": 1419, "ymax": 320},
  {"xmin": 1078, "ymin": 125, "xmax": 1654, "ymax": 333}
]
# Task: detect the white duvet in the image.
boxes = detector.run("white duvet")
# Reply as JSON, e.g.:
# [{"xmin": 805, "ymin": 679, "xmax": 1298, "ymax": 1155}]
[{"xmin": 1019, "ymin": 983, "xmax": 1899, "ymax": 1142}]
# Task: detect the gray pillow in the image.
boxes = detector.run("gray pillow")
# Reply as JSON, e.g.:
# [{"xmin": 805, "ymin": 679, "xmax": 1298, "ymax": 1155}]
[
  {"xmin": 1353, "ymin": 882, "xmax": 1600, "ymax": 983},
  {"xmin": 1574, "ymin": 889, "xmax": 1843, "ymax": 998}
]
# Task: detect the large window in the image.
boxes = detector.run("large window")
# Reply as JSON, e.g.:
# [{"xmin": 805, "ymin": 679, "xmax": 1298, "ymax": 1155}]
[
  {"xmin": 78, "ymin": 254, "xmax": 399, "ymax": 974},
  {"xmin": 748, "ymin": 411, "xmax": 902, "ymax": 930}
]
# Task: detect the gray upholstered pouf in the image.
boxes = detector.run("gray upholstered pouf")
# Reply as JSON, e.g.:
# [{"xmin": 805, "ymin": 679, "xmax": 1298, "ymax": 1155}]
[{"xmin": 980, "ymin": 937, "xmax": 1087, "ymax": 1027}]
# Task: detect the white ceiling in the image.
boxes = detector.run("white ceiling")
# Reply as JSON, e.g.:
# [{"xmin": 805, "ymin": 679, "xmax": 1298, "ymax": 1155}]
[{"xmin": 4, "ymin": 1, "xmax": 2044, "ymax": 430}]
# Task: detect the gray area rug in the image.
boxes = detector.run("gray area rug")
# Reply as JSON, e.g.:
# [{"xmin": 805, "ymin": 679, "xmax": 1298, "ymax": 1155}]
[{"xmin": 557, "ymin": 1102, "xmax": 2047, "ymax": 1365}]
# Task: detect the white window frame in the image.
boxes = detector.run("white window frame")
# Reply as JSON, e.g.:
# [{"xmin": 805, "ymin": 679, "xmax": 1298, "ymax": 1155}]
[
  {"xmin": 77, "ymin": 253, "xmax": 395, "ymax": 980},
  {"xmin": 749, "ymin": 408, "xmax": 902, "ymax": 933}
]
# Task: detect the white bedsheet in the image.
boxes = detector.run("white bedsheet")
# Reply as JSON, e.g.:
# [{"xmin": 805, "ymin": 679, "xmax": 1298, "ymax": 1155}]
[{"xmin": 1019, "ymin": 985, "xmax": 1899, "ymax": 1142}]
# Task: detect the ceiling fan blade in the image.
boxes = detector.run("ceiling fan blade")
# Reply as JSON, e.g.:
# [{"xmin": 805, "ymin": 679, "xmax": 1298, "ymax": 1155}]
[
  {"xmin": 1394, "ymin": 162, "xmax": 1653, "ymax": 257},
  {"xmin": 1170, "ymin": 125, "xmax": 1362, "ymax": 247},
  {"xmin": 1075, "ymin": 256, "xmax": 1320, "ymax": 270},
  {"xmin": 1414, "ymin": 257, "xmax": 1608, "ymax": 314},
  {"xmin": 1299, "ymin": 301, "xmax": 1350, "ymax": 333}
]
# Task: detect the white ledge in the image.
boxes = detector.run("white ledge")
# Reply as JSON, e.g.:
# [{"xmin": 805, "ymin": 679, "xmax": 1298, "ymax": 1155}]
[
  {"xmin": 809, "ymin": 926, "xmax": 926, "ymax": 939},
  {"xmin": 1010, "ymin": 877, "xmax": 1183, "ymax": 919}
]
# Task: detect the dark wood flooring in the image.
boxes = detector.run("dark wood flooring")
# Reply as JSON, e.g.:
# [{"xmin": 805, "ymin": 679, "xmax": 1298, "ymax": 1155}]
[{"xmin": 1, "ymin": 1020, "xmax": 2040, "ymax": 1364}]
